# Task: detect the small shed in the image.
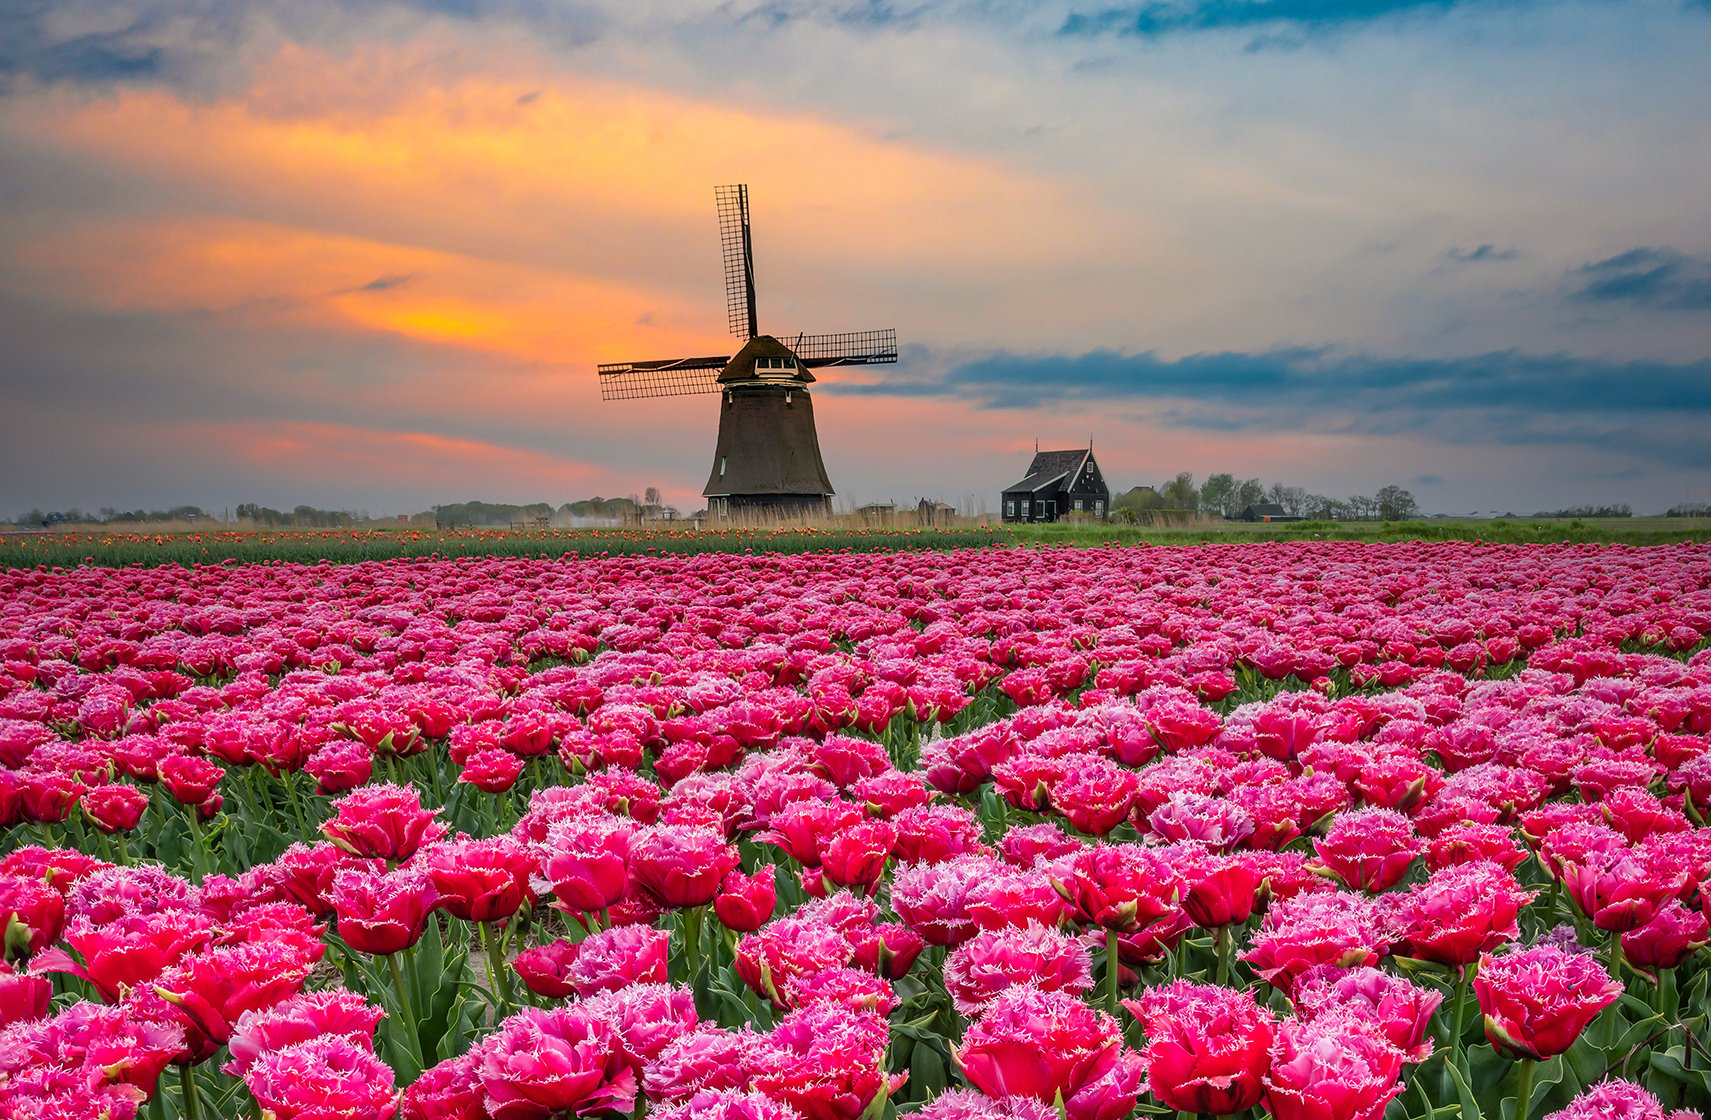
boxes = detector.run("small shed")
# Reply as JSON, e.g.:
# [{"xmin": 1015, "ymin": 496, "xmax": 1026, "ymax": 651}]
[
  {"xmin": 1001, "ymin": 447, "xmax": 1109, "ymax": 523},
  {"xmin": 916, "ymin": 499, "xmax": 957, "ymax": 527}
]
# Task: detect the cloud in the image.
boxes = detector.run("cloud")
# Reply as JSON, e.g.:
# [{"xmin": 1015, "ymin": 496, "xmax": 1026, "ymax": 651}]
[
  {"xmin": 826, "ymin": 345, "xmax": 1711, "ymax": 466},
  {"xmin": 1568, "ymin": 247, "xmax": 1711, "ymax": 311},
  {"xmin": 1444, "ymin": 244, "xmax": 1518, "ymax": 264},
  {"xmin": 1061, "ymin": 0, "xmax": 1477, "ymax": 39}
]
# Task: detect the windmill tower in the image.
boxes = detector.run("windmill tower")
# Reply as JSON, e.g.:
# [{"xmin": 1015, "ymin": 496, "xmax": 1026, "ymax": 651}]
[{"xmin": 597, "ymin": 185, "xmax": 898, "ymax": 520}]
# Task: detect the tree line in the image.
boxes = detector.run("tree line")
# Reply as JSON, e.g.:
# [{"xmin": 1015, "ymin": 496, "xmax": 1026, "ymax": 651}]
[{"xmin": 1112, "ymin": 473, "xmax": 1422, "ymax": 521}]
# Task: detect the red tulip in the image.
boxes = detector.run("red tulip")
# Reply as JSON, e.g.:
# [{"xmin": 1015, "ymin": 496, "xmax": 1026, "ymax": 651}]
[
  {"xmin": 80, "ymin": 783, "xmax": 149, "ymax": 834},
  {"xmin": 321, "ymin": 783, "xmax": 446, "ymax": 864},
  {"xmin": 944, "ymin": 923, "xmax": 1092, "ymax": 1017},
  {"xmin": 1620, "ymin": 901, "xmax": 1709, "ymax": 971},
  {"xmin": 1392, "ymin": 861, "xmax": 1535, "ymax": 967},
  {"xmin": 892, "ymin": 856, "xmax": 1005, "ymax": 946},
  {"xmin": 477, "ymin": 1006, "xmax": 638, "ymax": 1120},
  {"xmin": 224, "ymin": 987, "xmax": 386, "ymax": 1077},
  {"xmin": 564, "ymin": 924, "xmax": 669, "ymax": 997},
  {"xmin": 423, "ymin": 836, "xmax": 534, "ymax": 924},
  {"xmin": 329, "ymin": 868, "xmax": 436, "ymax": 956},
  {"xmin": 762, "ymin": 801, "xmax": 863, "ymax": 868},
  {"xmin": 1293, "ymin": 965, "xmax": 1442, "ymax": 1062},
  {"xmin": 0, "ymin": 873, "xmax": 65, "ymax": 961},
  {"xmin": 749, "ymin": 1003, "xmax": 899, "ymax": 1120},
  {"xmin": 513, "ymin": 939, "xmax": 581, "ymax": 999},
  {"xmin": 847, "ymin": 922, "xmax": 925, "ymax": 980},
  {"xmin": 966, "ymin": 868, "xmax": 1072, "ymax": 932},
  {"xmin": 1052, "ymin": 757, "xmax": 1140, "ymax": 836},
  {"xmin": 243, "ymin": 1034, "xmax": 398, "ymax": 1120},
  {"xmin": 0, "ymin": 959, "xmax": 51, "ymax": 1026},
  {"xmin": 1262, "ymin": 1012, "xmax": 1405, "ymax": 1120},
  {"xmin": 1181, "ymin": 851, "xmax": 1268, "ymax": 929},
  {"xmin": 541, "ymin": 816, "xmax": 632, "ymax": 915},
  {"xmin": 1541, "ymin": 1077, "xmax": 1699, "ymax": 1120},
  {"xmin": 1312, "ymin": 808, "xmax": 1423, "ymax": 893},
  {"xmin": 1425, "ymin": 823, "xmax": 1528, "ymax": 872},
  {"xmin": 820, "ymin": 819, "xmax": 895, "ymax": 896},
  {"xmin": 157, "ymin": 753, "xmax": 225, "ymax": 806},
  {"xmin": 1475, "ymin": 945, "xmax": 1623, "ymax": 1060},
  {"xmin": 1242, "ymin": 892, "xmax": 1388, "ymax": 995},
  {"xmin": 630, "ymin": 825, "xmax": 739, "ymax": 909},
  {"xmin": 400, "ymin": 1050, "xmax": 484, "ymax": 1120},
  {"xmin": 305, "ymin": 741, "xmax": 374, "ymax": 795},
  {"xmin": 151, "ymin": 940, "xmax": 316, "ymax": 1062},
  {"xmin": 32, "ymin": 909, "xmax": 214, "ymax": 1002},
  {"xmin": 1124, "ymin": 981, "xmax": 1274, "ymax": 1115},
  {"xmin": 19, "ymin": 770, "xmax": 85, "ymax": 823},
  {"xmin": 1561, "ymin": 845, "xmax": 1689, "ymax": 933},
  {"xmin": 714, "ymin": 865, "xmax": 778, "ymax": 933},
  {"xmin": 1056, "ymin": 843, "xmax": 1182, "ymax": 932},
  {"xmin": 955, "ymin": 986, "xmax": 1123, "ymax": 1107},
  {"xmin": 643, "ymin": 1025, "xmax": 758, "ymax": 1103}
]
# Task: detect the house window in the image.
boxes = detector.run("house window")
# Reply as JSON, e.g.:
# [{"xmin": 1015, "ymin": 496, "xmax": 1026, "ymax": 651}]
[
  {"xmin": 1073, "ymin": 499, "xmax": 1083, "ymax": 511},
  {"xmin": 1021, "ymin": 500, "xmax": 1030, "ymax": 517},
  {"xmin": 1094, "ymin": 500, "xmax": 1104, "ymax": 515},
  {"xmin": 1005, "ymin": 501, "xmax": 1015, "ymax": 517}
]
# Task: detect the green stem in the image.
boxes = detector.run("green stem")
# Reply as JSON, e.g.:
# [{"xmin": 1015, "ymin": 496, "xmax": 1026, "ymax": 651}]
[
  {"xmin": 682, "ymin": 906, "xmax": 704, "ymax": 986},
  {"xmin": 1105, "ymin": 926, "xmax": 1121, "ymax": 1015},
  {"xmin": 185, "ymin": 808, "xmax": 210, "ymax": 882},
  {"xmin": 1514, "ymin": 1058, "xmax": 1537, "ymax": 1120},
  {"xmin": 483, "ymin": 921, "xmax": 514, "ymax": 1013},
  {"xmin": 1448, "ymin": 963, "xmax": 1473, "ymax": 1070},
  {"xmin": 1215, "ymin": 925, "xmax": 1233, "ymax": 987},
  {"xmin": 178, "ymin": 1064, "xmax": 202, "ymax": 1120},
  {"xmin": 386, "ymin": 950, "xmax": 425, "ymax": 1072}
]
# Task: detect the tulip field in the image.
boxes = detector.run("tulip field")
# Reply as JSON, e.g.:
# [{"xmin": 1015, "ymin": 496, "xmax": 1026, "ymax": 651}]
[{"xmin": 4, "ymin": 541, "xmax": 1711, "ymax": 1120}]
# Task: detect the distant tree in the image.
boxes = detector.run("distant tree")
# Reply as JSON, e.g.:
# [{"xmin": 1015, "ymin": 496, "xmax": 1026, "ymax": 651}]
[
  {"xmin": 644, "ymin": 486, "xmax": 662, "ymax": 507},
  {"xmin": 1346, "ymin": 494, "xmax": 1377, "ymax": 520},
  {"xmin": 1302, "ymin": 494, "xmax": 1347, "ymax": 520},
  {"xmin": 1234, "ymin": 478, "xmax": 1266, "ymax": 512},
  {"xmin": 1667, "ymin": 503, "xmax": 1710, "ymax": 518},
  {"xmin": 1375, "ymin": 486, "xmax": 1420, "ymax": 521},
  {"xmin": 1201, "ymin": 474, "xmax": 1237, "ymax": 518},
  {"xmin": 1113, "ymin": 486, "xmax": 1164, "ymax": 515},
  {"xmin": 1162, "ymin": 472, "xmax": 1199, "ymax": 512},
  {"xmin": 20, "ymin": 508, "xmax": 44, "ymax": 526}
]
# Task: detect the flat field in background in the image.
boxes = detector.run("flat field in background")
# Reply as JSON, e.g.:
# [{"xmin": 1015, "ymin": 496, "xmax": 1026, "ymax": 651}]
[{"xmin": 2, "ymin": 516, "xmax": 1709, "ymax": 568}]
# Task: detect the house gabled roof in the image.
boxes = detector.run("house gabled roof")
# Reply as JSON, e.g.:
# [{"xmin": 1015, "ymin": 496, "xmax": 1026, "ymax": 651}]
[
  {"xmin": 1244, "ymin": 503, "xmax": 1288, "ymax": 518},
  {"xmin": 1003, "ymin": 449, "xmax": 1092, "ymax": 495}
]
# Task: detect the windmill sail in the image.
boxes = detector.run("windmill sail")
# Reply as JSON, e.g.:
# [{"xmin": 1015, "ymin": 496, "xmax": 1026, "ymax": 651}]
[
  {"xmin": 596, "ymin": 185, "xmax": 903, "ymax": 519},
  {"xmin": 597, "ymin": 356, "xmax": 730, "ymax": 401},
  {"xmin": 788, "ymin": 329, "xmax": 899, "ymax": 367},
  {"xmin": 715, "ymin": 184, "xmax": 758, "ymax": 339}
]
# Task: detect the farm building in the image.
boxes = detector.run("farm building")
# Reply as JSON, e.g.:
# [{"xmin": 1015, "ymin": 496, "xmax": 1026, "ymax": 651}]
[
  {"xmin": 1237, "ymin": 503, "xmax": 1302, "ymax": 522},
  {"xmin": 1001, "ymin": 447, "xmax": 1109, "ymax": 523}
]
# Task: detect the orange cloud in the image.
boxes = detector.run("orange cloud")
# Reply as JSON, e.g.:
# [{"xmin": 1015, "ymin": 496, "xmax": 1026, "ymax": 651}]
[
  {"xmin": 10, "ymin": 39, "xmax": 1142, "ymax": 352},
  {"xmin": 16, "ymin": 217, "xmax": 717, "ymax": 366}
]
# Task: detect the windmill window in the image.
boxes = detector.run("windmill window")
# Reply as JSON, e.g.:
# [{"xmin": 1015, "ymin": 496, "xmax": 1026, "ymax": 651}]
[{"xmin": 719, "ymin": 457, "xmax": 727, "ymax": 476}]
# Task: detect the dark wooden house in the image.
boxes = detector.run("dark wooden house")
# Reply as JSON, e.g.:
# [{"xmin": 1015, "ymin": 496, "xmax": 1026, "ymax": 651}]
[
  {"xmin": 1001, "ymin": 447, "xmax": 1109, "ymax": 523},
  {"xmin": 1237, "ymin": 503, "xmax": 1300, "ymax": 523}
]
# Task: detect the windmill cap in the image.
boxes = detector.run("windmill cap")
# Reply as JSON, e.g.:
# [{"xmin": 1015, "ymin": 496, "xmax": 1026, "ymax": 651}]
[{"xmin": 718, "ymin": 336, "xmax": 817, "ymax": 384}]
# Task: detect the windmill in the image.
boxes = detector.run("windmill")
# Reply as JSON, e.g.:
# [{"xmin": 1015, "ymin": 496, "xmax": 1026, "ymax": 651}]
[{"xmin": 597, "ymin": 185, "xmax": 898, "ymax": 520}]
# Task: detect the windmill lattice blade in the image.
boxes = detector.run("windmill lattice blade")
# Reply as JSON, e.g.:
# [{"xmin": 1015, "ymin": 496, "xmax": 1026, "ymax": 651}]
[
  {"xmin": 598, "ymin": 358, "xmax": 729, "ymax": 401},
  {"xmin": 715, "ymin": 184, "xmax": 757, "ymax": 338},
  {"xmin": 791, "ymin": 329, "xmax": 899, "ymax": 367}
]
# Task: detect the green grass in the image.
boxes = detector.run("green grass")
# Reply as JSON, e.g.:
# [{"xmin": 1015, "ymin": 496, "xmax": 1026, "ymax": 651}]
[
  {"xmin": 4, "ymin": 516, "xmax": 1708, "ymax": 570},
  {"xmin": 0, "ymin": 525, "xmax": 1012, "ymax": 569},
  {"xmin": 1008, "ymin": 516, "xmax": 1711, "ymax": 548}
]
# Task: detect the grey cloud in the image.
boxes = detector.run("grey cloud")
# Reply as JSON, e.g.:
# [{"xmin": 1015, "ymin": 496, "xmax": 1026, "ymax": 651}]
[
  {"xmin": 1445, "ymin": 244, "xmax": 1519, "ymax": 264},
  {"xmin": 825, "ymin": 345, "xmax": 1711, "ymax": 467},
  {"xmin": 1568, "ymin": 247, "xmax": 1711, "ymax": 312}
]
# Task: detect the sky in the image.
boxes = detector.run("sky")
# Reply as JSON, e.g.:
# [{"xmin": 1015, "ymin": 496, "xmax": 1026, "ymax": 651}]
[{"xmin": 2, "ymin": 0, "xmax": 1709, "ymax": 518}]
